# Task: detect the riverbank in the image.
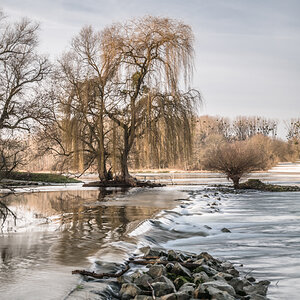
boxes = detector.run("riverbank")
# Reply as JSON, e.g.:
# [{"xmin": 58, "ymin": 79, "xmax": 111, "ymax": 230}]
[{"xmin": 0, "ymin": 171, "xmax": 81, "ymax": 187}]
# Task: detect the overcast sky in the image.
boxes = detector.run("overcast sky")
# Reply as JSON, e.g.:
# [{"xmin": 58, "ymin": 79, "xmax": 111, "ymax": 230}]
[{"xmin": 1, "ymin": 0, "xmax": 300, "ymax": 137}]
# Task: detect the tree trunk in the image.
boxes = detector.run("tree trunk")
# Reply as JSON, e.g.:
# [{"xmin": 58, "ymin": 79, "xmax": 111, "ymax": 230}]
[
  {"xmin": 97, "ymin": 97, "xmax": 108, "ymax": 182},
  {"xmin": 121, "ymin": 129, "xmax": 130, "ymax": 182},
  {"xmin": 231, "ymin": 176, "xmax": 240, "ymax": 189},
  {"xmin": 120, "ymin": 149, "xmax": 130, "ymax": 182},
  {"xmin": 97, "ymin": 152, "xmax": 107, "ymax": 182},
  {"xmin": 120, "ymin": 129, "xmax": 133, "ymax": 183}
]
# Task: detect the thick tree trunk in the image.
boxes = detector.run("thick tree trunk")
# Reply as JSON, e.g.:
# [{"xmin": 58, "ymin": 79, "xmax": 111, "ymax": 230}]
[
  {"xmin": 97, "ymin": 99, "xmax": 107, "ymax": 182},
  {"xmin": 97, "ymin": 153, "xmax": 107, "ymax": 182},
  {"xmin": 120, "ymin": 129, "xmax": 133, "ymax": 183},
  {"xmin": 120, "ymin": 150, "xmax": 130, "ymax": 182},
  {"xmin": 231, "ymin": 176, "xmax": 240, "ymax": 189}
]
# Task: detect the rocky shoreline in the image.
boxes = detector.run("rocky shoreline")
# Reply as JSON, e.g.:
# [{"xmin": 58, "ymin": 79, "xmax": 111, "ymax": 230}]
[{"xmin": 81, "ymin": 246, "xmax": 270, "ymax": 300}]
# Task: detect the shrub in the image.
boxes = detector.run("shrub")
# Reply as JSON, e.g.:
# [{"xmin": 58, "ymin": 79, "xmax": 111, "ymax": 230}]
[{"xmin": 202, "ymin": 139, "xmax": 267, "ymax": 188}]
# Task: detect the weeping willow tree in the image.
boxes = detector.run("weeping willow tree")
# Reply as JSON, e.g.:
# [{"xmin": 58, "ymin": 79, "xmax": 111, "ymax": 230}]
[
  {"xmin": 131, "ymin": 90, "xmax": 199, "ymax": 170},
  {"xmin": 45, "ymin": 16, "xmax": 200, "ymax": 182},
  {"xmin": 104, "ymin": 16, "xmax": 200, "ymax": 181}
]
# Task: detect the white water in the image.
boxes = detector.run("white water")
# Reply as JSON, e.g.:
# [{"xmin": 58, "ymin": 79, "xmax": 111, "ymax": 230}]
[{"xmin": 130, "ymin": 163, "xmax": 300, "ymax": 300}]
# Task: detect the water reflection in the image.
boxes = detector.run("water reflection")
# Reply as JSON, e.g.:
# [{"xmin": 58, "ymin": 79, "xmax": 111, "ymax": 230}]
[
  {"xmin": 0, "ymin": 187, "xmax": 179, "ymax": 299},
  {"xmin": 1, "ymin": 188, "xmax": 165, "ymax": 265}
]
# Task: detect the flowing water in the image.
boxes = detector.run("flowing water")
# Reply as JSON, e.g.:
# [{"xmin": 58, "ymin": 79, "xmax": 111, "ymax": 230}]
[{"xmin": 0, "ymin": 162, "xmax": 300, "ymax": 299}]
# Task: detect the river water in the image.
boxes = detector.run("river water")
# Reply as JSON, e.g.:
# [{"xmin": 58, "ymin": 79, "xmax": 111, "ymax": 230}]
[{"xmin": 0, "ymin": 162, "xmax": 300, "ymax": 299}]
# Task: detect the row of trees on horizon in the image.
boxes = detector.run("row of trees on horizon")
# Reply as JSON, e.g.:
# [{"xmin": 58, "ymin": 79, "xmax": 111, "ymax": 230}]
[{"xmin": 0, "ymin": 10, "xmax": 300, "ymax": 183}]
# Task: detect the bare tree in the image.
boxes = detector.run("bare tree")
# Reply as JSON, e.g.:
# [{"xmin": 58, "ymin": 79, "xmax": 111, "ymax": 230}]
[
  {"xmin": 286, "ymin": 118, "xmax": 300, "ymax": 141},
  {"xmin": 202, "ymin": 139, "xmax": 267, "ymax": 188},
  {"xmin": 286, "ymin": 118, "xmax": 300, "ymax": 157},
  {"xmin": 0, "ymin": 11, "xmax": 50, "ymax": 180},
  {"xmin": 232, "ymin": 116, "xmax": 278, "ymax": 140},
  {"xmin": 0, "ymin": 13, "xmax": 50, "ymax": 132},
  {"xmin": 0, "ymin": 11, "xmax": 50, "ymax": 223}
]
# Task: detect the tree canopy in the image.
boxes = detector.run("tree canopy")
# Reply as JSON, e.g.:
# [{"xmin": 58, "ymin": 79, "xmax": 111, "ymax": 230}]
[{"xmin": 44, "ymin": 16, "xmax": 201, "ymax": 182}]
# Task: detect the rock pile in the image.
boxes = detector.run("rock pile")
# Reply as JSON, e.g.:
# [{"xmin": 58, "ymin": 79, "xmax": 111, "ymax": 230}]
[{"xmin": 118, "ymin": 247, "xmax": 270, "ymax": 300}]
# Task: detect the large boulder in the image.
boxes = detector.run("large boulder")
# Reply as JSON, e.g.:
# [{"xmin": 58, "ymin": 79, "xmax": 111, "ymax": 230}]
[
  {"xmin": 202, "ymin": 280, "xmax": 236, "ymax": 296},
  {"xmin": 193, "ymin": 271, "xmax": 210, "ymax": 285},
  {"xmin": 172, "ymin": 262, "xmax": 192, "ymax": 278},
  {"xmin": 147, "ymin": 264, "xmax": 167, "ymax": 278},
  {"xmin": 133, "ymin": 273, "xmax": 153, "ymax": 289},
  {"xmin": 206, "ymin": 286, "xmax": 235, "ymax": 300},
  {"xmin": 243, "ymin": 280, "xmax": 270, "ymax": 296},
  {"xmin": 152, "ymin": 281, "xmax": 176, "ymax": 297},
  {"xmin": 120, "ymin": 283, "xmax": 142, "ymax": 300},
  {"xmin": 153, "ymin": 275, "xmax": 176, "ymax": 291},
  {"xmin": 178, "ymin": 282, "xmax": 196, "ymax": 296}
]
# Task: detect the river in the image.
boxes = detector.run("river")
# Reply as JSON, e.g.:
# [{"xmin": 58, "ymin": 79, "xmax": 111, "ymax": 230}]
[{"xmin": 0, "ymin": 162, "xmax": 300, "ymax": 299}]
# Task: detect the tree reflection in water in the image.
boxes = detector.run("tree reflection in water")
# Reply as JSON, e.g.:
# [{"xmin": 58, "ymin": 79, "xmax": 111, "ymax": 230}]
[{"xmin": 0, "ymin": 188, "xmax": 161, "ymax": 268}]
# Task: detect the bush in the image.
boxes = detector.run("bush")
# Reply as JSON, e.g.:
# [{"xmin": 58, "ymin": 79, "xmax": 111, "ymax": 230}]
[{"xmin": 202, "ymin": 139, "xmax": 267, "ymax": 188}]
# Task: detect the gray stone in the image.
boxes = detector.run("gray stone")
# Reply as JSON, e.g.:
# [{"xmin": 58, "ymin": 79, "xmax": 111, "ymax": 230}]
[
  {"xmin": 120, "ymin": 283, "xmax": 142, "ymax": 300},
  {"xmin": 161, "ymin": 291, "xmax": 191, "ymax": 300},
  {"xmin": 227, "ymin": 268, "xmax": 239, "ymax": 277},
  {"xmin": 153, "ymin": 275, "xmax": 176, "ymax": 291},
  {"xmin": 166, "ymin": 263, "xmax": 174, "ymax": 272},
  {"xmin": 172, "ymin": 262, "xmax": 192, "ymax": 278},
  {"xmin": 193, "ymin": 285, "xmax": 210, "ymax": 299},
  {"xmin": 152, "ymin": 281, "xmax": 176, "ymax": 297},
  {"xmin": 221, "ymin": 228, "xmax": 231, "ymax": 233},
  {"xmin": 193, "ymin": 271, "xmax": 210, "ymax": 284},
  {"xmin": 198, "ymin": 252, "xmax": 215, "ymax": 262},
  {"xmin": 147, "ymin": 264, "xmax": 167, "ymax": 278},
  {"xmin": 206, "ymin": 286, "xmax": 235, "ymax": 300},
  {"xmin": 258, "ymin": 280, "xmax": 271, "ymax": 286},
  {"xmin": 174, "ymin": 276, "xmax": 190, "ymax": 290},
  {"xmin": 248, "ymin": 294, "xmax": 267, "ymax": 300},
  {"xmin": 213, "ymin": 272, "xmax": 233, "ymax": 282},
  {"xmin": 140, "ymin": 246, "xmax": 166, "ymax": 257},
  {"xmin": 131, "ymin": 271, "xmax": 143, "ymax": 280},
  {"xmin": 220, "ymin": 262, "xmax": 233, "ymax": 270},
  {"xmin": 118, "ymin": 275, "xmax": 133, "ymax": 284},
  {"xmin": 194, "ymin": 258, "xmax": 205, "ymax": 265},
  {"xmin": 158, "ymin": 256, "xmax": 169, "ymax": 263},
  {"xmin": 161, "ymin": 293, "xmax": 177, "ymax": 300},
  {"xmin": 133, "ymin": 296, "xmax": 153, "ymax": 300},
  {"xmin": 202, "ymin": 281, "xmax": 236, "ymax": 296},
  {"xmin": 133, "ymin": 273, "xmax": 153, "ymax": 289},
  {"xmin": 244, "ymin": 282, "xmax": 268, "ymax": 296},
  {"xmin": 247, "ymin": 276, "xmax": 256, "ymax": 283},
  {"xmin": 178, "ymin": 282, "xmax": 196, "ymax": 296},
  {"xmin": 201, "ymin": 264, "xmax": 218, "ymax": 276},
  {"xmin": 213, "ymin": 274, "xmax": 227, "ymax": 282},
  {"xmin": 168, "ymin": 249, "xmax": 178, "ymax": 261},
  {"xmin": 229, "ymin": 278, "xmax": 248, "ymax": 295}
]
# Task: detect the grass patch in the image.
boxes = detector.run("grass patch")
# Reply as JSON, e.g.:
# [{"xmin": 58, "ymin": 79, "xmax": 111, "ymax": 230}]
[
  {"xmin": 2, "ymin": 172, "xmax": 81, "ymax": 183},
  {"xmin": 239, "ymin": 179, "xmax": 300, "ymax": 192}
]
